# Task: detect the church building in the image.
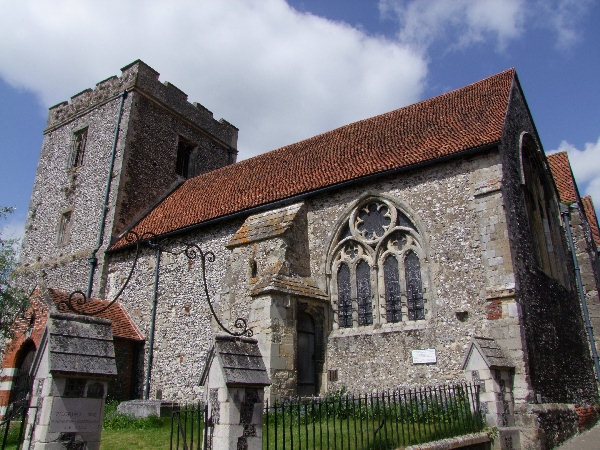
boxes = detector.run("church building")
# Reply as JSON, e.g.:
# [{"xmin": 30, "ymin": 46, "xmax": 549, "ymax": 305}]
[{"xmin": 2, "ymin": 60, "xmax": 600, "ymax": 448}]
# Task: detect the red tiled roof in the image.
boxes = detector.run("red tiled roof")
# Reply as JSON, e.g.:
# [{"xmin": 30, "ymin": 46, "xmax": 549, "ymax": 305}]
[
  {"xmin": 114, "ymin": 69, "xmax": 515, "ymax": 248},
  {"xmin": 582, "ymin": 196, "xmax": 600, "ymax": 247},
  {"xmin": 546, "ymin": 153, "xmax": 600, "ymax": 247},
  {"xmin": 547, "ymin": 152, "xmax": 578, "ymax": 203},
  {"xmin": 48, "ymin": 289, "xmax": 144, "ymax": 341}
]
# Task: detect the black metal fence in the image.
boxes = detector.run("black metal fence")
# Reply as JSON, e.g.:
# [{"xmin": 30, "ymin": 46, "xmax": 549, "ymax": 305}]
[
  {"xmin": 170, "ymin": 402, "xmax": 206, "ymax": 450},
  {"xmin": 0, "ymin": 398, "xmax": 29, "ymax": 450},
  {"xmin": 169, "ymin": 382, "xmax": 483, "ymax": 450},
  {"xmin": 263, "ymin": 382, "xmax": 483, "ymax": 450}
]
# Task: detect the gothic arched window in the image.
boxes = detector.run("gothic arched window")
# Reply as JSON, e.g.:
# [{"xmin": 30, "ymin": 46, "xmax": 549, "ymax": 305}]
[
  {"xmin": 520, "ymin": 134, "xmax": 569, "ymax": 285},
  {"xmin": 329, "ymin": 197, "xmax": 429, "ymax": 329}
]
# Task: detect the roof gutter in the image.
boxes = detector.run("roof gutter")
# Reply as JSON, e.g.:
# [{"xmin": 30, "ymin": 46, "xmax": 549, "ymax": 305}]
[{"xmin": 108, "ymin": 141, "xmax": 500, "ymax": 253}]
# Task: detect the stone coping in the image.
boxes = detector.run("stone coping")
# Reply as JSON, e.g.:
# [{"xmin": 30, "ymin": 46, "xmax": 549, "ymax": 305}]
[{"xmin": 404, "ymin": 431, "xmax": 490, "ymax": 450}]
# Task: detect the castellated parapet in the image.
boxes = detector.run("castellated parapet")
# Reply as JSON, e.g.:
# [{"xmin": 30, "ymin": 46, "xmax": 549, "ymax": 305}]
[{"xmin": 46, "ymin": 60, "xmax": 238, "ymax": 149}]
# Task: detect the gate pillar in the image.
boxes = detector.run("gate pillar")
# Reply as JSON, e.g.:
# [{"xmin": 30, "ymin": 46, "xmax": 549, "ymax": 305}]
[
  {"xmin": 200, "ymin": 335, "xmax": 270, "ymax": 450},
  {"xmin": 22, "ymin": 312, "xmax": 117, "ymax": 450},
  {"xmin": 463, "ymin": 336, "xmax": 518, "ymax": 449}
]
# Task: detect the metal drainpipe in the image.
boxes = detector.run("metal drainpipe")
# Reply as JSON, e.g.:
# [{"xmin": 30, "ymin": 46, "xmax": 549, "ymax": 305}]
[
  {"xmin": 144, "ymin": 243, "xmax": 161, "ymax": 400},
  {"xmin": 561, "ymin": 203, "xmax": 600, "ymax": 382},
  {"xmin": 86, "ymin": 90, "xmax": 128, "ymax": 298}
]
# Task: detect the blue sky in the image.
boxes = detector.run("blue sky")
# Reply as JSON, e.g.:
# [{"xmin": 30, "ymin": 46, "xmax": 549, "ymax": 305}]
[{"xmin": 0, "ymin": 0, "xmax": 598, "ymax": 239}]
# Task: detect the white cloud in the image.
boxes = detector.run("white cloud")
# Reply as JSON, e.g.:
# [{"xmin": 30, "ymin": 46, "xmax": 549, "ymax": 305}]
[
  {"xmin": 378, "ymin": 0, "xmax": 524, "ymax": 52},
  {"xmin": 538, "ymin": 0, "xmax": 593, "ymax": 50},
  {"xmin": 0, "ymin": 0, "xmax": 427, "ymax": 159},
  {"xmin": 378, "ymin": 0, "xmax": 591, "ymax": 53},
  {"xmin": 550, "ymin": 137, "xmax": 600, "ymax": 214}
]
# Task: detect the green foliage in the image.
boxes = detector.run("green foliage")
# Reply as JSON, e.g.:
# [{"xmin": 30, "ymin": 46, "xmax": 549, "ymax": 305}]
[
  {"xmin": 100, "ymin": 401, "xmax": 182, "ymax": 450},
  {"xmin": 0, "ymin": 206, "xmax": 28, "ymax": 339},
  {"xmin": 0, "ymin": 419, "xmax": 23, "ymax": 449},
  {"xmin": 487, "ymin": 426, "xmax": 499, "ymax": 440}
]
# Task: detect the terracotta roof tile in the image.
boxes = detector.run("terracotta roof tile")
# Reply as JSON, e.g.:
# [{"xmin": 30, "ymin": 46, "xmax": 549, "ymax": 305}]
[
  {"xmin": 582, "ymin": 196, "xmax": 600, "ymax": 247},
  {"xmin": 114, "ymin": 69, "xmax": 515, "ymax": 247},
  {"xmin": 547, "ymin": 152, "xmax": 578, "ymax": 203},
  {"xmin": 546, "ymin": 153, "xmax": 600, "ymax": 247},
  {"xmin": 48, "ymin": 289, "xmax": 144, "ymax": 341}
]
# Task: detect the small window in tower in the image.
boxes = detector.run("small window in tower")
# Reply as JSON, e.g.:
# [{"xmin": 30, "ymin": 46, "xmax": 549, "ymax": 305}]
[
  {"xmin": 57, "ymin": 210, "xmax": 72, "ymax": 246},
  {"xmin": 70, "ymin": 127, "xmax": 88, "ymax": 168},
  {"xmin": 176, "ymin": 138, "xmax": 196, "ymax": 178}
]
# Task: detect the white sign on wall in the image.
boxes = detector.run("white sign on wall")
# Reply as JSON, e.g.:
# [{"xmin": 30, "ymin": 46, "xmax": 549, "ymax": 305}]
[{"xmin": 411, "ymin": 348, "xmax": 437, "ymax": 364}]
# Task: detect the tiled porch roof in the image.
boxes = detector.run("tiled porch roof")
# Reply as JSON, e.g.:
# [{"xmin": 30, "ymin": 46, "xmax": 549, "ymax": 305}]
[{"xmin": 47, "ymin": 289, "xmax": 144, "ymax": 341}]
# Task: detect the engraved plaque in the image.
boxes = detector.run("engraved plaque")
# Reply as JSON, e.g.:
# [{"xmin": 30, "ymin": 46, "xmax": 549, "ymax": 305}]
[
  {"xmin": 411, "ymin": 348, "xmax": 437, "ymax": 364},
  {"xmin": 48, "ymin": 397, "xmax": 103, "ymax": 433}
]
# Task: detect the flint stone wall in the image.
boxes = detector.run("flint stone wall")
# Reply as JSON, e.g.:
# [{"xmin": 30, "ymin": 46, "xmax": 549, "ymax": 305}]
[
  {"xmin": 17, "ymin": 93, "xmax": 133, "ymax": 294},
  {"xmin": 18, "ymin": 60, "xmax": 237, "ymax": 299},
  {"xmin": 105, "ymin": 148, "xmax": 521, "ymax": 401},
  {"xmin": 105, "ymin": 221, "xmax": 241, "ymax": 401},
  {"xmin": 499, "ymin": 83, "xmax": 596, "ymax": 406}
]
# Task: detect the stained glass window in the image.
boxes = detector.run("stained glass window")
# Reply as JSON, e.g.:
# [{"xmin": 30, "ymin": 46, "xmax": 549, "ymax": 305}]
[
  {"xmin": 356, "ymin": 260, "xmax": 373, "ymax": 326},
  {"xmin": 406, "ymin": 251, "xmax": 424, "ymax": 320},
  {"xmin": 337, "ymin": 263, "xmax": 353, "ymax": 328},
  {"xmin": 331, "ymin": 199, "xmax": 427, "ymax": 328},
  {"xmin": 384, "ymin": 255, "xmax": 402, "ymax": 323},
  {"xmin": 356, "ymin": 203, "xmax": 391, "ymax": 240}
]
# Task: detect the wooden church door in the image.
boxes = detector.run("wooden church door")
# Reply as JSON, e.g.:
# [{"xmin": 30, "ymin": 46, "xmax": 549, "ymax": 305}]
[{"xmin": 296, "ymin": 311, "xmax": 317, "ymax": 397}]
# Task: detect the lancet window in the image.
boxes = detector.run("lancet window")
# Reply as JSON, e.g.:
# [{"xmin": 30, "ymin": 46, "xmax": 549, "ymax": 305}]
[
  {"xmin": 69, "ymin": 127, "xmax": 88, "ymax": 168},
  {"xmin": 330, "ymin": 198, "xmax": 428, "ymax": 329}
]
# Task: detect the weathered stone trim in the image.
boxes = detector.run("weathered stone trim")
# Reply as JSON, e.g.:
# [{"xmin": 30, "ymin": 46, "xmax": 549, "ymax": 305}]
[
  {"xmin": 329, "ymin": 318, "xmax": 429, "ymax": 339},
  {"xmin": 404, "ymin": 431, "xmax": 490, "ymax": 450}
]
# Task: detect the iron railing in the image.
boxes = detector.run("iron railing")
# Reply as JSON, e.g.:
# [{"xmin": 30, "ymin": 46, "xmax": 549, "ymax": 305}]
[
  {"xmin": 170, "ymin": 382, "xmax": 483, "ymax": 450},
  {"xmin": 263, "ymin": 382, "xmax": 483, "ymax": 450},
  {"xmin": 170, "ymin": 402, "xmax": 206, "ymax": 450},
  {"xmin": 0, "ymin": 398, "xmax": 29, "ymax": 450}
]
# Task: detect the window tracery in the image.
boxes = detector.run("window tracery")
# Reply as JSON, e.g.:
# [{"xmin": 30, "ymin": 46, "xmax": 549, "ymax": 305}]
[{"xmin": 330, "ymin": 198, "xmax": 428, "ymax": 329}]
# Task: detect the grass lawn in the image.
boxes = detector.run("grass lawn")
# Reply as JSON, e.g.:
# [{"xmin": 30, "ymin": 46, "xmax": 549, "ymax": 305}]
[
  {"xmin": 100, "ymin": 422, "xmax": 172, "ymax": 450},
  {"xmin": 1, "ymin": 420, "xmax": 23, "ymax": 450},
  {"xmin": 100, "ymin": 401, "xmax": 203, "ymax": 450}
]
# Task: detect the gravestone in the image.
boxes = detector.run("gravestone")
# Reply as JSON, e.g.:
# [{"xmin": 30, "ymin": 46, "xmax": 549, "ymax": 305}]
[
  {"xmin": 22, "ymin": 312, "xmax": 117, "ymax": 450},
  {"xmin": 200, "ymin": 335, "xmax": 270, "ymax": 450}
]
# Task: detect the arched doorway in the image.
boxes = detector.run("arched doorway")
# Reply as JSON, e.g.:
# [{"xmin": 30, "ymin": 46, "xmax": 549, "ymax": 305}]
[
  {"xmin": 296, "ymin": 311, "xmax": 317, "ymax": 397},
  {"xmin": 9, "ymin": 341, "xmax": 36, "ymax": 406}
]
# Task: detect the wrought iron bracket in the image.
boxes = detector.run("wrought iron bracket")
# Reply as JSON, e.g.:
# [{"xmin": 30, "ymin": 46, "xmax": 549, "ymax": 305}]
[
  {"xmin": 60, "ymin": 232, "xmax": 253, "ymax": 337},
  {"xmin": 59, "ymin": 230, "xmax": 154, "ymax": 316},
  {"xmin": 168, "ymin": 242, "xmax": 253, "ymax": 338}
]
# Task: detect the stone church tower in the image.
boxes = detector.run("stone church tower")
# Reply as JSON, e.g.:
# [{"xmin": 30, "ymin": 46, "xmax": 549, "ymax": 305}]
[{"xmin": 18, "ymin": 60, "xmax": 238, "ymax": 298}]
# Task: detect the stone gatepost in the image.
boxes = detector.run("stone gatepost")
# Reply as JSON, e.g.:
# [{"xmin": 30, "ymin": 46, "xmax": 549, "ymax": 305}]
[
  {"xmin": 200, "ymin": 335, "xmax": 270, "ymax": 450},
  {"xmin": 463, "ymin": 336, "xmax": 519, "ymax": 450},
  {"xmin": 22, "ymin": 312, "xmax": 117, "ymax": 450}
]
